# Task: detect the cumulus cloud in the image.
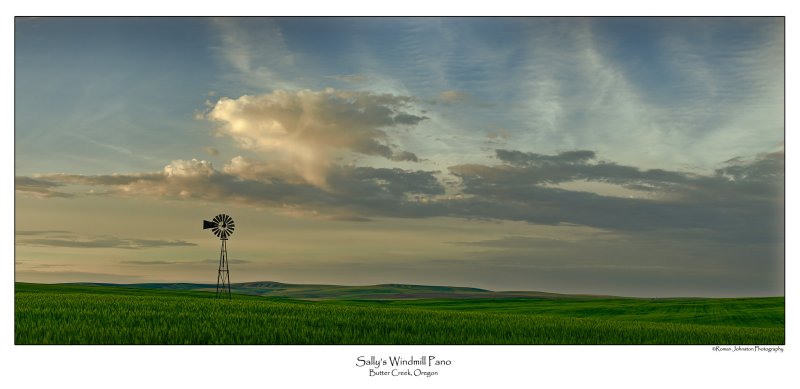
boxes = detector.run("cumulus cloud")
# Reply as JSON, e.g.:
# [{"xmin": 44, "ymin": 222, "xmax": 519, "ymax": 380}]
[
  {"xmin": 164, "ymin": 158, "xmax": 215, "ymax": 177},
  {"xmin": 223, "ymin": 155, "xmax": 307, "ymax": 184},
  {"xmin": 206, "ymin": 89, "xmax": 427, "ymax": 187}
]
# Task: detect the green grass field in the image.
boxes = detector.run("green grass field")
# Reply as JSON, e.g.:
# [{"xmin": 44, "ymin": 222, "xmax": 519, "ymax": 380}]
[{"xmin": 15, "ymin": 283, "xmax": 784, "ymax": 345}]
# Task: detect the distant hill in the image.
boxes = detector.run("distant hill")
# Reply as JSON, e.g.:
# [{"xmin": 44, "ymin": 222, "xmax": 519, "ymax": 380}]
[{"xmin": 69, "ymin": 281, "xmax": 613, "ymax": 300}]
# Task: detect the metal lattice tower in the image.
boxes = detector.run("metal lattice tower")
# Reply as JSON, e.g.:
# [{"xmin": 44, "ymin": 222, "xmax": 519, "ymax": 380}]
[
  {"xmin": 203, "ymin": 214, "xmax": 235, "ymax": 299},
  {"xmin": 216, "ymin": 238, "xmax": 231, "ymax": 299}
]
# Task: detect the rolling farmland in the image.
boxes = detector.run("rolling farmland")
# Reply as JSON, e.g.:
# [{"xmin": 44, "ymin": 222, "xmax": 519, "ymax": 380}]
[{"xmin": 14, "ymin": 283, "xmax": 784, "ymax": 345}]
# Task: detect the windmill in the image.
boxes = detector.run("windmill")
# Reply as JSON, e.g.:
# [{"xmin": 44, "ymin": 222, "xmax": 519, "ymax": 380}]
[{"xmin": 203, "ymin": 214, "xmax": 235, "ymax": 299}]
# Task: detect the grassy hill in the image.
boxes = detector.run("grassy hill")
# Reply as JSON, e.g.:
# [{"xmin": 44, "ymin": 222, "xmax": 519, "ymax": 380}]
[
  {"xmin": 70, "ymin": 281, "xmax": 608, "ymax": 299},
  {"xmin": 15, "ymin": 282, "xmax": 784, "ymax": 345}
]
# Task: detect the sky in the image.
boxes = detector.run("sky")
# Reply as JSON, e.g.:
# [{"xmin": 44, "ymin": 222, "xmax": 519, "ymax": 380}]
[{"xmin": 14, "ymin": 17, "xmax": 784, "ymax": 297}]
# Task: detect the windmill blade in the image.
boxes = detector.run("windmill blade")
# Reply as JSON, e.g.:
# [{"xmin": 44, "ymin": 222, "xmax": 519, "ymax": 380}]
[{"xmin": 206, "ymin": 214, "xmax": 235, "ymax": 240}]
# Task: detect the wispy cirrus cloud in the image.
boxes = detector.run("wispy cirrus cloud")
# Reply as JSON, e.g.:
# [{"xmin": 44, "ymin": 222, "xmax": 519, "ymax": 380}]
[
  {"xmin": 121, "ymin": 259, "xmax": 251, "ymax": 265},
  {"xmin": 209, "ymin": 17, "xmax": 303, "ymax": 92},
  {"xmin": 16, "ymin": 230, "xmax": 198, "ymax": 250},
  {"xmin": 326, "ymin": 74, "xmax": 368, "ymax": 84},
  {"xmin": 15, "ymin": 230, "xmax": 72, "ymax": 236},
  {"xmin": 16, "ymin": 270, "xmax": 145, "ymax": 284}
]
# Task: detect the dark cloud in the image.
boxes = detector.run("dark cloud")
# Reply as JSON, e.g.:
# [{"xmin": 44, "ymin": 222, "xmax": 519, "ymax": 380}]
[
  {"xmin": 15, "ymin": 176, "xmax": 73, "ymax": 198},
  {"xmin": 466, "ymin": 149, "xmax": 690, "ymax": 189},
  {"xmin": 496, "ymin": 149, "xmax": 597, "ymax": 166},
  {"xmin": 446, "ymin": 149, "xmax": 783, "ymax": 243},
  {"xmin": 338, "ymin": 166, "xmax": 445, "ymax": 197},
  {"xmin": 716, "ymin": 150, "xmax": 783, "ymax": 183},
  {"xmin": 393, "ymin": 113, "xmax": 427, "ymax": 125},
  {"xmin": 391, "ymin": 151, "xmax": 420, "ymax": 162}
]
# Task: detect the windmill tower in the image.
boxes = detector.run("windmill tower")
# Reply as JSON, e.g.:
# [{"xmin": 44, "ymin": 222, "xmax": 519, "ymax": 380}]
[{"xmin": 203, "ymin": 214, "xmax": 235, "ymax": 299}]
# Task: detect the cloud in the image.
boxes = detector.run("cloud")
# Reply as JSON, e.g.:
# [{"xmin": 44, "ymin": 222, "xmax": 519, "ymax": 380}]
[
  {"xmin": 436, "ymin": 90, "xmax": 470, "ymax": 104},
  {"xmin": 326, "ymin": 74, "xmax": 368, "ymax": 83},
  {"xmin": 390, "ymin": 151, "xmax": 420, "ymax": 162},
  {"xmin": 16, "ymin": 231, "xmax": 197, "ymax": 250},
  {"xmin": 447, "ymin": 148, "xmax": 784, "ymax": 243},
  {"xmin": 451, "ymin": 235, "xmax": 579, "ymax": 250},
  {"xmin": 15, "ymin": 230, "xmax": 71, "ymax": 236},
  {"xmin": 164, "ymin": 158, "xmax": 216, "ymax": 177},
  {"xmin": 200, "ymin": 258, "xmax": 251, "ymax": 265},
  {"xmin": 18, "ymin": 147, "xmax": 782, "ymax": 245},
  {"xmin": 16, "ymin": 270, "xmax": 145, "ymax": 284},
  {"xmin": 222, "ymin": 155, "xmax": 306, "ymax": 183},
  {"xmin": 121, "ymin": 259, "xmax": 251, "ymax": 265},
  {"xmin": 204, "ymin": 146, "xmax": 220, "ymax": 156},
  {"xmin": 210, "ymin": 17, "xmax": 297, "ymax": 90},
  {"xmin": 496, "ymin": 149, "xmax": 597, "ymax": 166},
  {"xmin": 25, "ymin": 156, "xmax": 445, "ymax": 220},
  {"xmin": 486, "ymin": 129, "xmax": 511, "ymax": 141},
  {"xmin": 29, "ymin": 263, "xmax": 73, "ymax": 270},
  {"xmin": 121, "ymin": 260, "xmax": 183, "ymax": 265},
  {"xmin": 324, "ymin": 215, "xmax": 373, "ymax": 222},
  {"xmin": 206, "ymin": 89, "xmax": 426, "ymax": 187},
  {"xmin": 15, "ymin": 176, "xmax": 73, "ymax": 198}
]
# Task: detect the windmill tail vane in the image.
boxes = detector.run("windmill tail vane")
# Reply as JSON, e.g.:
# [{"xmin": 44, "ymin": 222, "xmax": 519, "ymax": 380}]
[{"xmin": 203, "ymin": 214, "xmax": 235, "ymax": 299}]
